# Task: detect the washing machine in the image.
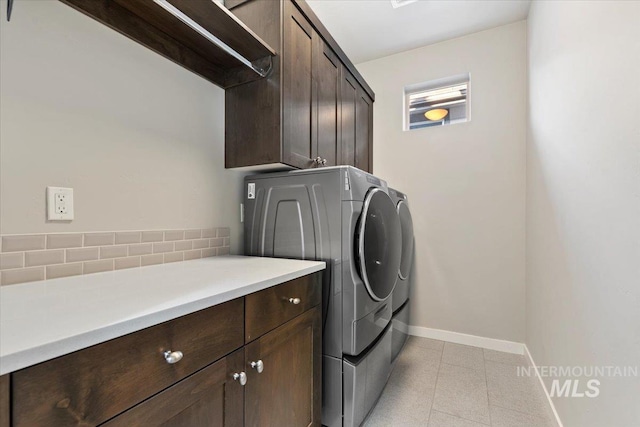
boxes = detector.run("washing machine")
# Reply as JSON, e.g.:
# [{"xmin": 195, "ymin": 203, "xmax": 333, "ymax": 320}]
[
  {"xmin": 243, "ymin": 166, "xmax": 402, "ymax": 427},
  {"xmin": 388, "ymin": 188, "xmax": 414, "ymax": 362}
]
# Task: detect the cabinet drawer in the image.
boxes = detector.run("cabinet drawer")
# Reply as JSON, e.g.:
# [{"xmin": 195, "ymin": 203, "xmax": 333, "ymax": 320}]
[
  {"xmin": 12, "ymin": 298, "xmax": 244, "ymax": 427},
  {"xmin": 245, "ymin": 272, "xmax": 321, "ymax": 342},
  {"xmin": 103, "ymin": 348, "xmax": 245, "ymax": 427}
]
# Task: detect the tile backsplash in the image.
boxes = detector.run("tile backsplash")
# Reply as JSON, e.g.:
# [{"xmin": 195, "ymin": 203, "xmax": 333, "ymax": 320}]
[{"xmin": 0, "ymin": 228, "xmax": 231, "ymax": 286}]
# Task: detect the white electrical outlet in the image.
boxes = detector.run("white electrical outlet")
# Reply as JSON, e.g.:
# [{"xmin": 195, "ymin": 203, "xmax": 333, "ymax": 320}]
[{"xmin": 47, "ymin": 187, "xmax": 74, "ymax": 221}]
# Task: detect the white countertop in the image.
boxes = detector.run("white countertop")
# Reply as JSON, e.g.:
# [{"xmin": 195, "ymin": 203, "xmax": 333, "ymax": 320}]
[{"xmin": 0, "ymin": 256, "xmax": 325, "ymax": 375}]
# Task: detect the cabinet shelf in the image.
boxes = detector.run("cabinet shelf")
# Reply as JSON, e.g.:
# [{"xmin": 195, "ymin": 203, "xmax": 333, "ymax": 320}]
[{"xmin": 59, "ymin": 0, "xmax": 276, "ymax": 88}]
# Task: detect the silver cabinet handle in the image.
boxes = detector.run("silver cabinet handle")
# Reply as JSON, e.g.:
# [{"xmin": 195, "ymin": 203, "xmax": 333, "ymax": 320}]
[
  {"xmin": 288, "ymin": 297, "xmax": 301, "ymax": 305},
  {"xmin": 163, "ymin": 350, "xmax": 183, "ymax": 364},
  {"xmin": 250, "ymin": 359, "xmax": 264, "ymax": 373},
  {"xmin": 233, "ymin": 372, "xmax": 247, "ymax": 386}
]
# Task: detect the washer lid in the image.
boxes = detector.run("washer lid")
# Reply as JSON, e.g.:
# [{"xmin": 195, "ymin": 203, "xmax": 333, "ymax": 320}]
[
  {"xmin": 357, "ymin": 188, "xmax": 402, "ymax": 301},
  {"xmin": 397, "ymin": 200, "xmax": 414, "ymax": 280}
]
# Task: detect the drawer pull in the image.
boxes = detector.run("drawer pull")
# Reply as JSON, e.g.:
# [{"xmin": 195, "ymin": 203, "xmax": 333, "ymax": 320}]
[
  {"xmin": 233, "ymin": 372, "xmax": 247, "ymax": 386},
  {"xmin": 163, "ymin": 350, "xmax": 184, "ymax": 364},
  {"xmin": 250, "ymin": 359, "xmax": 264, "ymax": 373},
  {"xmin": 288, "ymin": 297, "xmax": 301, "ymax": 305}
]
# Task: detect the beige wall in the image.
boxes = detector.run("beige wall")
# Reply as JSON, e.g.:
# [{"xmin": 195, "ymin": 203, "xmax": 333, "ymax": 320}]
[
  {"xmin": 357, "ymin": 21, "xmax": 527, "ymax": 342},
  {"xmin": 0, "ymin": 1, "xmax": 244, "ymax": 253},
  {"xmin": 526, "ymin": 1, "xmax": 640, "ymax": 425}
]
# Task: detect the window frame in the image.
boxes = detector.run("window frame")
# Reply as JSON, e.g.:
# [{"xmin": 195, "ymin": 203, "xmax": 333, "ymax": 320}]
[{"xmin": 403, "ymin": 73, "xmax": 471, "ymax": 131}]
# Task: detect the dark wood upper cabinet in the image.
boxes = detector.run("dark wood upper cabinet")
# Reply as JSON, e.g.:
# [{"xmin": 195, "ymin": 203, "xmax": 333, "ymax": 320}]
[
  {"xmin": 48, "ymin": 0, "xmax": 371, "ymax": 170},
  {"xmin": 225, "ymin": 0, "xmax": 374, "ymax": 172}
]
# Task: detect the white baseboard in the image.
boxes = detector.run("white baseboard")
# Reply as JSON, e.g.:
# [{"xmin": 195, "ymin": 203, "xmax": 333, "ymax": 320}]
[
  {"xmin": 524, "ymin": 345, "xmax": 564, "ymax": 427},
  {"xmin": 408, "ymin": 325, "xmax": 525, "ymax": 355}
]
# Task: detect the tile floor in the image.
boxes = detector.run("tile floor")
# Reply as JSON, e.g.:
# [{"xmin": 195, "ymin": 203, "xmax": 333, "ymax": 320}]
[{"xmin": 363, "ymin": 337, "xmax": 557, "ymax": 427}]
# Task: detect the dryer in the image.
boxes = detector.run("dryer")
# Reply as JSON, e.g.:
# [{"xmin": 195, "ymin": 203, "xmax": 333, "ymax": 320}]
[
  {"xmin": 388, "ymin": 188, "xmax": 415, "ymax": 362},
  {"xmin": 243, "ymin": 166, "xmax": 402, "ymax": 427}
]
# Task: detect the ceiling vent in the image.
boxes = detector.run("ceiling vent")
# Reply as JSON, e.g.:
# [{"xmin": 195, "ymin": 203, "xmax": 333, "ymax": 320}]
[{"xmin": 390, "ymin": 0, "xmax": 418, "ymax": 9}]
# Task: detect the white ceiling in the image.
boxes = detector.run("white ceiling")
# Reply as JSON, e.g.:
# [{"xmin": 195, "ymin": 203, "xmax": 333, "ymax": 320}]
[{"xmin": 307, "ymin": 0, "xmax": 531, "ymax": 64}]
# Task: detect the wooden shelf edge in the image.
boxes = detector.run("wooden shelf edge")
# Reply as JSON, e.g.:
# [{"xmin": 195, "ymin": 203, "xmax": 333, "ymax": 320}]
[
  {"xmin": 58, "ymin": 0, "xmax": 276, "ymax": 89},
  {"xmin": 205, "ymin": 0, "xmax": 276, "ymax": 61}
]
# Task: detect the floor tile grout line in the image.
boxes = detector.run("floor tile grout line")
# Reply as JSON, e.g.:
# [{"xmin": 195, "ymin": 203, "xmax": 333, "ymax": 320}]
[
  {"xmin": 436, "ymin": 359, "xmax": 486, "ymax": 371},
  {"xmin": 483, "ymin": 356, "xmax": 528, "ymax": 368},
  {"xmin": 440, "ymin": 341, "xmax": 489, "ymax": 372},
  {"xmin": 489, "ymin": 402, "xmax": 554, "ymax": 422},
  {"xmin": 425, "ymin": 340, "xmax": 445, "ymax": 426},
  {"xmin": 431, "ymin": 409, "xmax": 492, "ymax": 427},
  {"xmin": 439, "ymin": 360, "xmax": 485, "ymax": 372},
  {"xmin": 483, "ymin": 347, "xmax": 493, "ymax": 426}
]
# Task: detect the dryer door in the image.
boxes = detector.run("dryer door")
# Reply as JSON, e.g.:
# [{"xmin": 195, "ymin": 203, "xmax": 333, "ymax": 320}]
[
  {"xmin": 356, "ymin": 188, "xmax": 402, "ymax": 301},
  {"xmin": 397, "ymin": 200, "xmax": 415, "ymax": 280}
]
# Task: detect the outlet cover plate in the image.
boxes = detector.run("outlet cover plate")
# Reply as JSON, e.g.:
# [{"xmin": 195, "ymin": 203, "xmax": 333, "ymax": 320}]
[{"xmin": 47, "ymin": 187, "xmax": 74, "ymax": 221}]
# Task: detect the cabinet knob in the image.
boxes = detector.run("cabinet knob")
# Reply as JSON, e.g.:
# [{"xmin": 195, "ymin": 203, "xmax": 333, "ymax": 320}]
[
  {"xmin": 313, "ymin": 156, "xmax": 323, "ymax": 166},
  {"xmin": 233, "ymin": 371, "xmax": 248, "ymax": 386},
  {"xmin": 288, "ymin": 297, "xmax": 301, "ymax": 305},
  {"xmin": 250, "ymin": 359, "xmax": 264, "ymax": 373},
  {"xmin": 321, "ymin": 158, "xmax": 327, "ymax": 166},
  {"xmin": 163, "ymin": 350, "xmax": 183, "ymax": 364}
]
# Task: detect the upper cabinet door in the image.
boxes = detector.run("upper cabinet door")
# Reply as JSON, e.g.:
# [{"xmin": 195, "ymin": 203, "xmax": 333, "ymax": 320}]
[
  {"xmin": 282, "ymin": 2, "xmax": 316, "ymax": 169},
  {"xmin": 245, "ymin": 307, "xmax": 321, "ymax": 427},
  {"xmin": 340, "ymin": 69, "xmax": 357, "ymax": 167},
  {"xmin": 313, "ymin": 39, "xmax": 340, "ymax": 167},
  {"xmin": 356, "ymin": 88, "xmax": 373, "ymax": 173}
]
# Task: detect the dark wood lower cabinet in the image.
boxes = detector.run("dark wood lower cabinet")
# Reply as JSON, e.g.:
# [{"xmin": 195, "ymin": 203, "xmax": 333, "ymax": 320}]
[
  {"xmin": 245, "ymin": 307, "xmax": 321, "ymax": 427},
  {"xmin": 103, "ymin": 349, "xmax": 245, "ymax": 427},
  {"xmin": 12, "ymin": 299, "xmax": 244, "ymax": 427},
  {"xmin": 5, "ymin": 273, "xmax": 322, "ymax": 427}
]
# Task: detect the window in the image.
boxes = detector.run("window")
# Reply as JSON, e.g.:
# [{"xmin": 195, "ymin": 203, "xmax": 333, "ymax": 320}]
[{"xmin": 404, "ymin": 73, "xmax": 470, "ymax": 130}]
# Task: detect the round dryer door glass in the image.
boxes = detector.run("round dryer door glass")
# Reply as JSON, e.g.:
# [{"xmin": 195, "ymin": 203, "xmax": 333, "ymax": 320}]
[
  {"xmin": 397, "ymin": 200, "xmax": 414, "ymax": 280},
  {"xmin": 357, "ymin": 188, "xmax": 402, "ymax": 301}
]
